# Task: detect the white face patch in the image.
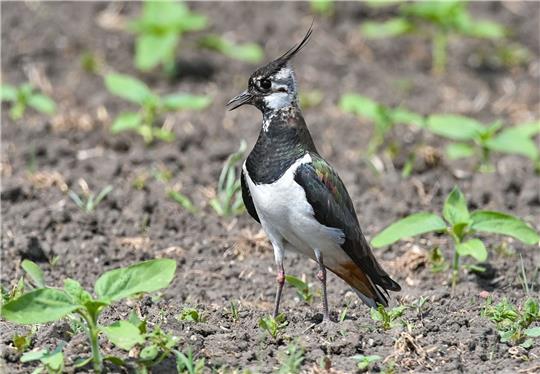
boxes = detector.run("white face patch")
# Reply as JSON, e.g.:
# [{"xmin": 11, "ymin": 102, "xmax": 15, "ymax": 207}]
[{"xmin": 263, "ymin": 91, "xmax": 291, "ymax": 111}]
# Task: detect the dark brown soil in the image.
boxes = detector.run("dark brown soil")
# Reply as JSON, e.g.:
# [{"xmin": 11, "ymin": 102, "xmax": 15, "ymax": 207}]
[{"xmin": 1, "ymin": 1, "xmax": 539, "ymax": 373}]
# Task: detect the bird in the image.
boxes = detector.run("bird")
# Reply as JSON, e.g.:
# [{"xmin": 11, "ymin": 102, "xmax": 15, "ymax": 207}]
[{"xmin": 227, "ymin": 25, "xmax": 401, "ymax": 321}]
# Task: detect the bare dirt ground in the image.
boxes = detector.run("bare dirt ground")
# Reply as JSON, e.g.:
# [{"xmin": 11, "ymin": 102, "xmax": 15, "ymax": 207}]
[{"xmin": 1, "ymin": 2, "xmax": 539, "ymax": 373}]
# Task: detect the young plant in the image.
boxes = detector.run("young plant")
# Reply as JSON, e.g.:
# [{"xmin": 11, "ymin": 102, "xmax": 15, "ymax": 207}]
[
  {"xmin": 361, "ymin": 1, "xmax": 507, "ymax": 74},
  {"xmin": 1, "ymin": 83, "xmax": 56, "ymax": 120},
  {"xmin": 482, "ymin": 297, "xmax": 540, "ymax": 348},
  {"xmin": 258, "ymin": 313, "xmax": 287, "ymax": 339},
  {"xmin": 310, "ymin": 0, "xmax": 334, "ymax": 17},
  {"xmin": 168, "ymin": 189, "xmax": 197, "ymax": 214},
  {"xmin": 129, "ymin": 0, "xmax": 207, "ymax": 74},
  {"xmin": 199, "ymin": 35, "xmax": 264, "ymax": 64},
  {"xmin": 371, "ymin": 186, "xmax": 540, "ymax": 287},
  {"xmin": 352, "ymin": 354, "xmax": 381, "ymax": 371},
  {"xmin": 104, "ymin": 312, "xmax": 180, "ymax": 372},
  {"xmin": 370, "ymin": 304, "xmax": 406, "ymax": 330},
  {"xmin": 210, "ymin": 141, "xmax": 246, "ymax": 217},
  {"xmin": 229, "ymin": 301, "xmax": 240, "ymax": 322},
  {"xmin": 426, "ymin": 115, "xmax": 540, "ymax": 172},
  {"xmin": 178, "ymin": 307, "xmax": 205, "ymax": 323},
  {"xmin": 21, "ymin": 343, "xmax": 65, "ymax": 374},
  {"xmin": 278, "ymin": 343, "xmax": 304, "ymax": 374},
  {"xmin": 175, "ymin": 348, "xmax": 205, "ymax": 374},
  {"xmin": 105, "ymin": 73, "xmax": 211, "ymax": 144},
  {"xmin": 1, "ymin": 259, "xmax": 177, "ymax": 373},
  {"xmin": 69, "ymin": 185, "xmax": 113, "ymax": 213},
  {"xmin": 285, "ymin": 275, "xmax": 314, "ymax": 304},
  {"xmin": 339, "ymin": 93, "xmax": 424, "ymax": 155}
]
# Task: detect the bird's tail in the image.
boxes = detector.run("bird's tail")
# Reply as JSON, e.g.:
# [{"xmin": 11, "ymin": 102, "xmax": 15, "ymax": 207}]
[{"xmin": 332, "ymin": 261, "xmax": 393, "ymax": 308}]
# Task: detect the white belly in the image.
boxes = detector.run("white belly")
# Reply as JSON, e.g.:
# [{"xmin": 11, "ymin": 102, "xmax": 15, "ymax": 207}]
[{"xmin": 243, "ymin": 154, "xmax": 346, "ymax": 263}]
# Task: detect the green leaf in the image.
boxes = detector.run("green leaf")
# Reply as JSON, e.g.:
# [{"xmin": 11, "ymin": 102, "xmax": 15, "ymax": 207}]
[
  {"xmin": 199, "ymin": 35, "xmax": 264, "ymax": 63},
  {"xmin": 361, "ymin": 18, "xmax": 412, "ymax": 39},
  {"xmin": 509, "ymin": 121, "xmax": 540, "ymax": 138},
  {"xmin": 152, "ymin": 128, "xmax": 176, "ymax": 142},
  {"xmin": 102, "ymin": 320, "xmax": 145, "ymax": 350},
  {"xmin": 371, "ymin": 212, "xmax": 447, "ymax": 248},
  {"xmin": 311, "ymin": 0, "xmax": 334, "ymax": 16},
  {"xmin": 111, "ymin": 112, "xmax": 142, "ymax": 134},
  {"xmin": 391, "ymin": 108, "xmax": 425, "ymax": 127},
  {"xmin": 456, "ymin": 239, "xmax": 487, "ymax": 262},
  {"xmin": 162, "ymin": 94, "xmax": 211, "ymax": 111},
  {"xmin": 446, "ymin": 142, "xmax": 475, "ymax": 160},
  {"xmin": 465, "ymin": 20, "xmax": 506, "ymax": 39},
  {"xmin": 63, "ymin": 278, "xmax": 93, "ymax": 305},
  {"xmin": 27, "ymin": 94, "xmax": 56, "ymax": 114},
  {"xmin": 443, "ymin": 186, "xmax": 470, "ymax": 226},
  {"xmin": 1, "ymin": 84, "xmax": 17, "ymax": 101},
  {"xmin": 471, "ymin": 211, "xmax": 540, "ymax": 245},
  {"xmin": 21, "ymin": 260, "xmax": 45, "ymax": 288},
  {"xmin": 94, "ymin": 259, "xmax": 176, "ymax": 302},
  {"xmin": 132, "ymin": 0, "xmax": 206, "ymax": 31},
  {"xmin": 41, "ymin": 344, "xmax": 64, "ymax": 372},
  {"xmin": 1, "ymin": 288, "xmax": 78, "ymax": 324},
  {"xmin": 105, "ymin": 73, "xmax": 155, "ymax": 104},
  {"xmin": 339, "ymin": 94, "xmax": 385, "ymax": 122},
  {"xmin": 427, "ymin": 114, "xmax": 485, "ymax": 141},
  {"xmin": 487, "ymin": 132, "xmax": 539, "ymax": 160},
  {"xmin": 135, "ymin": 33, "xmax": 178, "ymax": 71},
  {"xmin": 21, "ymin": 349, "xmax": 48, "ymax": 362},
  {"xmin": 140, "ymin": 345, "xmax": 159, "ymax": 361},
  {"xmin": 525, "ymin": 327, "xmax": 540, "ymax": 337}
]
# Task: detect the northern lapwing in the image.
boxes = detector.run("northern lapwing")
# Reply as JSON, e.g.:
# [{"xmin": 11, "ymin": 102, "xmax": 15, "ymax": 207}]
[{"xmin": 227, "ymin": 26, "xmax": 401, "ymax": 321}]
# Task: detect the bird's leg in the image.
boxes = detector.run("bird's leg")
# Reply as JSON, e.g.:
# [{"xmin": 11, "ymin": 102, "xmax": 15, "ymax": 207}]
[
  {"xmin": 315, "ymin": 249, "xmax": 330, "ymax": 321},
  {"xmin": 273, "ymin": 263, "xmax": 285, "ymax": 318}
]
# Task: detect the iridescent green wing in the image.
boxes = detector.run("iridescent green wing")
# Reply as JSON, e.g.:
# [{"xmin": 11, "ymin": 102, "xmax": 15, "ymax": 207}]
[{"xmin": 294, "ymin": 153, "xmax": 400, "ymax": 291}]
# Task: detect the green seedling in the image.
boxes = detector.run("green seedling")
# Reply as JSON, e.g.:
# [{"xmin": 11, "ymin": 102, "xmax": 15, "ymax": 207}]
[
  {"xmin": 210, "ymin": 141, "xmax": 246, "ymax": 217},
  {"xmin": 1, "ymin": 83, "xmax": 56, "ymax": 120},
  {"xmin": 371, "ymin": 186, "xmax": 540, "ymax": 287},
  {"xmin": 370, "ymin": 304, "xmax": 406, "ymax": 330},
  {"xmin": 178, "ymin": 307, "xmax": 205, "ymax": 322},
  {"xmin": 412, "ymin": 296, "xmax": 429, "ymax": 318},
  {"xmin": 352, "ymin": 354, "xmax": 381, "ymax": 371},
  {"xmin": 339, "ymin": 304, "xmax": 349, "ymax": 323},
  {"xmin": 175, "ymin": 348, "xmax": 205, "ymax": 374},
  {"xmin": 259, "ymin": 313, "xmax": 287, "ymax": 339},
  {"xmin": 1, "ymin": 259, "xmax": 176, "ymax": 373},
  {"xmin": 69, "ymin": 185, "xmax": 113, "ymax": 213},
  {"xmin": 361, "ymin": 1, "xmax": 507, "ymax": 74},
  {"xmin": 285, "ymin": 275, "xmax": 314, "ymax": 303},
  {"xmin": 230, "ymin": 301, "xmax": 240, "ymax": 322},
  {"xmin": 105, "ymin": 73, "xmax": 210, "ymax": 144},
  {"xmin": 429, "ymin": 247, "xmax": 448, "ymax": 273},
  {"xmin": 129, "ymin": 0, "xmax": 206, "ymax": 74},
  {"xmin": 12, "ymin": 326, "xmax": 36, "ymax": 353},
  {"xmin": 278, "ymin": 343, "xmax": 304, "ymax": 374},
  {"xmin": 339, "ymin": 93, "xmax": 424, "ymax": 155},
  {"xmin": 168, "ymin": 189, "xmax": 197, "ymax": 214},
  {"xmin": 482, "ymin": 297, "xmax": 540, "ymax": 348},
  {"xmin": 426, "ymin": 115, "xmax": 540, "ymax": 172},
  {"xmin": 310, "ymin": 0, "xmax": 334, "ymax": 17},
  {"xmin": 104, "ymin": 312, "xmax": 180, "ymax": 372},
  {"xmin": 21, "ymin": 342, "xmax": 65, "ymax": 374},
  {"xmin": 199, "ymin": 35, "xmax": 264, "ymax": 64}
]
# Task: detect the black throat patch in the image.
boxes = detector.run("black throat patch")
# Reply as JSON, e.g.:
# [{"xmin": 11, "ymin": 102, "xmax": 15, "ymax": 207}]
[{"xmin": 245, "ymin": 107, "xmax": 318, "ymax": 185}]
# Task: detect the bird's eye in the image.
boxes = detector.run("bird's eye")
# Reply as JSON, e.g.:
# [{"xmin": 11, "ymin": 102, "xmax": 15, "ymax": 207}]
[{"xmin": 259, "ymin": 79, "xmax": 272, "ymax": 90}]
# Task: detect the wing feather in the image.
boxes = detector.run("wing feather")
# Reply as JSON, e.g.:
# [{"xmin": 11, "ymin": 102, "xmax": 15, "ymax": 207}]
[{"xmin": 294, "ymin": 154, "xmax": 400, "ymax": 294}]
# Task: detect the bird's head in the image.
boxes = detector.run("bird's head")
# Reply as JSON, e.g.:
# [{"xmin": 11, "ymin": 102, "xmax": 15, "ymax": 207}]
[{"xmin": 227, "ymin": 25, "xmax": 313, "ymax": 114}]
